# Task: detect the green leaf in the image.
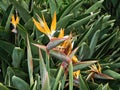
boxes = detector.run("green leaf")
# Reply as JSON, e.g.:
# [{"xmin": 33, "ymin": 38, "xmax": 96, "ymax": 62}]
[
  {"xmin": 0, "ymin": 40, "xmax": 15, "ymax": 54},
  {"xmin": 78, "ymin": 15, "xmax": 103, "ymax": 46},
  {"xmin": 48, "ymin": 0, "xmax": 57, "ymax": 16},
  {"xmin": 69, "ymin": 61, "xmax": 73, "ymax": 90},
  {"xmin": 27, "ymin": 35, "xmax": 34, "ymax": 87},
  {"xmin": 17, "ymin": 24, "xmax": 28, "ymax": 40},
  {"xmin": 79, "ymin": 42, "xmax": 90, "ymax": 60},
  {"xmin": 0, "ymin": 48, "xmax": 11, "ymax": 65},
  {"xmin": 24, "ymin": 18, "xmax": 34, "ymax": 31},
  {"xmin": 103, "ymin": 69, "xmax": 120, "ymax": 79},
  {"xmin": 12, "ymin": 76, "xmax": 30, "ymax": 90},
  {"xmin": 70, "ymin": 1, "xmax": 83, "ymax": 14},
  {"xmin": 32, "ymin": 80, "xmax": 37, "ymax": 90},
  {"xmin": 79, "ymin": 74, "xmax": 89, "ymax": 90},
  {"xmin": 35, "ymin": 74, "xmax": 41, "ymax": 89},
  {"xmin": 19, "ymin": 0, "xmax": 28, "ymax": 10},
  {"xmin": 39, "ymin": 49, "xmax": 50, "ymax": 90},
  {"xmin": 12, "ymin": 47, "xmax": 24, "ymax": 68},
  {"xmin": 61, "ymin": 73, "xmax": 67, "ymax": 90},
  {"xmin": 0, "ymin": 83, "xmax": 9, "ymax": 90},
  {"xmin": 0, "ymin": 27, "xmax": 10, "ymax": 40},
  {"xmin": 85, "ymin": 0, "xmax": 104, "ymax": 13},
  {"xmin": 102, "ymin": 15, "xmax": 111, "ymax": 23},
  {"xmin": 57, "ymin": 13, "xmax": 74, "ymax": 29},
  {"xmin": 95, "ymin": 32, "xmax": 116, "ymax": 58},
  {"xmin": 89, "ymin": 30, "xmax": 100, "ymax": 58},
  {"xmin": 102, "ymin": 83, "xmax": 110, "ymax": 90},
  {"xmin": 97, "ymin": 84, "xmax": 103, "ymax": 90},
  {"xmin": 1, "ymin": 4, "xmax": 14, "ymax": 30},
  {"xmin": 110, "ymin": 62, "xmax": 120, "ymax": 69},
  {"xmin": 53, "ymin": 64, "xmax": 64, "ymax": 90},
  {"xmin": 60, "ymin": 0, "xmax": 81, "ymax": 18},
  {"xmin": 4, "ymin": 67, "xmax": 27, "ymax": 85},
  {"xmin": 0, "ymin": 1, "xmax": 9, "ymax": 11},
  {"xmin": 4, "ymin": 67, "xmax": 14, "ymax": 86},
  {"xmin": 102, "ymin": 20, "xmax": 115, "ymax": 30},
  {"xmin": 67, "ymin": 12, "xmax": 99, "ymax": 29},
  {"xmin": 1, "ymin": 60, "xmax": 8, "ymax": 78},
  {"xmin": 28, "ymin": 0, "xmax": 33, "ymax": 12}
]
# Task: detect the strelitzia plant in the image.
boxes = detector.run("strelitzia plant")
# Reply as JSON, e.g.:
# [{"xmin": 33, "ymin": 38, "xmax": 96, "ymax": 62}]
[
  {"xmin": 86, "ymin": 63, "xmax": 114, "ymax": 81},
  {"xmin": 32, "ymin": 11, "xmax": 97, "ymax": 89}
]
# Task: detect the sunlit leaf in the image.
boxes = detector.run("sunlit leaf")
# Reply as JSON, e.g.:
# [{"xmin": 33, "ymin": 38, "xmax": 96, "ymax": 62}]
[
  {"xmin": 12, "ymin": 76, "xmax": 30, "ymax": 90},
  {"xmin": 0, "ymin": 83, "xmax": 9, "ymax": 90},
  {"xmin": 27, "ymin": 35, "xmax": 34, "ymax": 86}
]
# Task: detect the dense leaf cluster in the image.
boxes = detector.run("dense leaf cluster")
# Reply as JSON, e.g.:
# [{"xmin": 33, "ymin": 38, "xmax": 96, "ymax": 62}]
[{"xmin": 0, "ymin": 0, "xmax": 120, "ymax": 90}]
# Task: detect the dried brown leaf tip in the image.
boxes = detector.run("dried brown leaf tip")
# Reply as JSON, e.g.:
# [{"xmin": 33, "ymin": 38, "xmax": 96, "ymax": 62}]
[{"xmin": 86, "ymin": 63, "xmax": 114, "ymax": 81}]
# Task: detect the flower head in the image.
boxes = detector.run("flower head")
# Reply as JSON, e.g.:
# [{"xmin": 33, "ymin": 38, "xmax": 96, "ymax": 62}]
[
  {"xmin": 32, "ymin": 12, "xmax": 56, "ymax": 39},
  {"xmin": 11, "ymin": 14, "xmax": 19, "ymax": 33},
  {"xmin": 86, "ymin": 63, "xmax": 114, "ymax": 81}
]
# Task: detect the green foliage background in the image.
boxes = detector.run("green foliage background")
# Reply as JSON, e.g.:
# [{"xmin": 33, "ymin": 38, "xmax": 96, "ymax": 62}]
[{"xmin": 0, "ymin": 0, "xmax": 120, "ymax": 90}]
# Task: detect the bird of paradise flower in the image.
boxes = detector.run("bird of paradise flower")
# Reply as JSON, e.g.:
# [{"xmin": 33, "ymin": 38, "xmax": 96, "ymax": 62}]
[
  {"xmin": 32, "ymin": 12, "xmax": 80, "ymax": 79},
  {"xmin": 86, "ymin": 63, "xmax": 114, "ymax": 82},
  {"xmin": 11, "ymin": 14, "xmax": 19, "ymax": 34},
  {"xmin": 32, "ymin": 12, "xmax": 56, "ymax": 39},
  {"xmin": 32, "ymin": 12, "xmax": 98, "ymax": 88}
]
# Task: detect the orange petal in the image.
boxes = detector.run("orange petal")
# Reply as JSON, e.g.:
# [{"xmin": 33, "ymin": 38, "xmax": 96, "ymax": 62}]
[
  {"xmin": 63, "ymin": 40, "xmax": 72, "ymax": 55},
  {"xmin": 16, "ymin": 15, "xmax": 19, "ymax": 24},
  {"xmin": 42, "ymin": 15, "xmax": 51, "ymax": 34},
  {"xmin": 97, "ymin": 63, "xmax": 102, "ymax": 73},
  {"xmin": 11, "ymin": 15, "xmax": 16, "ymax": 25},
  {"xmin": 51, "ymin": 12, "xmax": 56, "ymax": 32},
  {"xmin": 72, "ymin": 56, "xmax": 79, "ymax": 63},
  {"xmin": 62, "ymin": 39, "xmax": 70, "ymax": 48},
  {"xmin": 32, "ymin": 18, "xmax": 46, "ymax": 34},
  {"xmin": 58, "ymin": 28, "xmax": 64, "ymax": 38},
  {"xmin": 73, "ymin": 70, "xmax": 80, "ymax": 79}
]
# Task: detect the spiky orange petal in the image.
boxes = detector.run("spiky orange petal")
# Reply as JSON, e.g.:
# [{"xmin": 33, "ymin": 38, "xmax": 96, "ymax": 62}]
[
  {"xmin": 73, "ymin": 70, "xmax": 80, "ymax": 79},
  {"xmin": 51, "ymin": 12, "xmax": 56, "ymax": 32},
  {"xmin": 32, "ymin": 18, "xmax": 46, "ymax": 34},
  {"xmin": 58, "ymin": 28, "xmax": 64, "ymax": 38},
  {"xmin": 16, "ymin": 15, "xmax": 19, "ymax": 24},
  {"xmin": 42, "ymin": 15, "xmax": 51, "ymax": 34},
  {"xmin": 72, "ymin": 56, "xmax": 79, "ymax": 63},
  {"xmin": 11, "ymin": 15, "xmax": 16, "ymax": 25},
  {"xmin": 97, "ymin": 63, "xmax": 102, "ymax": 73},
  {"xmin": 62, "ymin": 40, "xmax": 72, "ymax": 55}
]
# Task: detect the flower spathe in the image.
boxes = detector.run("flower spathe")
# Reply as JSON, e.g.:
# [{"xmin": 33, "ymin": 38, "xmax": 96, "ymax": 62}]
[{"xmin": 32, "ymin": 12, "xmax": 56, "ymax": 39}]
